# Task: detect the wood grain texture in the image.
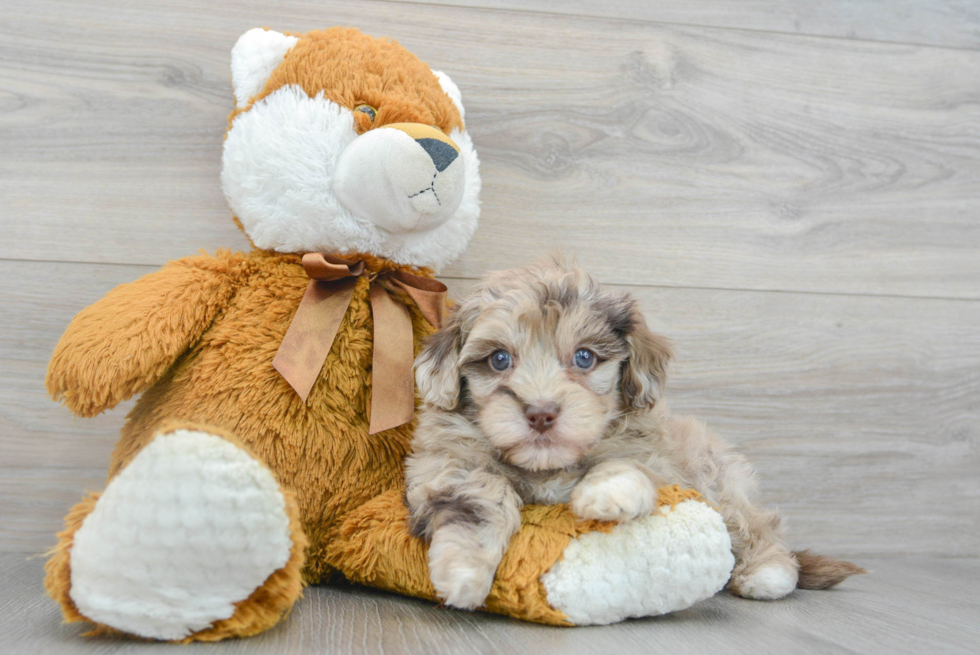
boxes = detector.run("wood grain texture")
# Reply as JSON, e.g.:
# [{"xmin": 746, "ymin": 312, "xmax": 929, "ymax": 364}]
[
  {"xmin": 2, "ymin": 553, "xmax": 978, "ymax": 654},
  {"xmin": 3, "ymin": 261, "xmax": 977, "ymax": 557},
  {"xmin": 385, "ymin": 0, "xmax": 980, "ymax": 50},
  {"xmin": 1, "ymin": 0, "xmax": 979, "ymax": 297}
]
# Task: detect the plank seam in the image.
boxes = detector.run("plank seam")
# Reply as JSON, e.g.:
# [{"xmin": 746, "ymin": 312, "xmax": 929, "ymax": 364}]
[{"xmin": 3, "ymin": 258, "xmax": 978, "ymax": 303}]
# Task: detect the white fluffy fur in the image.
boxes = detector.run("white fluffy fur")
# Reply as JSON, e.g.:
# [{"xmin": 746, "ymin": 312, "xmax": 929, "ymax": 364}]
[
  {"xmin": 736, "ymin": 563, "xmax": 799, "ymax": 600},
  {"xmin": 230, "ymin": 28, "xmax": 299, "ymax": 109},
  {"xmin": 69, "ymin": 429, "xmax": 293, "ymax": 641},
  {"xmin": 542, "ymin": 500, "xmax": 734, "ymax": 625},
  {"xmin": 570, "ymin": 460, "xmax": 659, "ymax": 521},
  {"xmin": 221, "ymin": 84, "xmax": 480, "ymax": 271},
  {"xmin": 427, "ymin": 524, "xmax": 501, "ymax": 609}
]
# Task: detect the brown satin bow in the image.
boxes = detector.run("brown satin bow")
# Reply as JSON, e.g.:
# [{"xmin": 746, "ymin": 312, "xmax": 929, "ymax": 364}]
[{"xmin": 273, "ymin": 253, "xmax": 447, "ymax": 435}]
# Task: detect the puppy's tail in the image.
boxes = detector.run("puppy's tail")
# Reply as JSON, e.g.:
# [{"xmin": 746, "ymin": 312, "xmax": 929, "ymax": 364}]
[{"xmin": 793, "ymin": 549, "xmax": 866, "ymax": 589}]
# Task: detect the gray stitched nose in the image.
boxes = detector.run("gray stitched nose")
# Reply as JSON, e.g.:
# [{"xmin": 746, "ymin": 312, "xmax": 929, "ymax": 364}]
[
  {"xmin": 416, "ymin": 138, "xmax": 458, "ymax": 173},
  {"xmin": 526, "ymin": 404, "xmax": 560, "ymax": 433}
]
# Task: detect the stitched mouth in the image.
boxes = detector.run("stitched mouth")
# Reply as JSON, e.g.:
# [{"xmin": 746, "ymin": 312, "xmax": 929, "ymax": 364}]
[{"xmin": 407, "ymin": 171, "xmax": 441, "ymax": 206}]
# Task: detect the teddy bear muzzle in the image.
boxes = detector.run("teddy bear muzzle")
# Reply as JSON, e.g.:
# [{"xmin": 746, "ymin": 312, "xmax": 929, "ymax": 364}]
[{"xmin": 332, "ymin": 122, "xmax": 466, "ymax": 234}]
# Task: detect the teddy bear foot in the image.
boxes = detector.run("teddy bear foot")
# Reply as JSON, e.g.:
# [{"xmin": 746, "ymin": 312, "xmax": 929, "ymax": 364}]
[
  {"xmin": 46, "ymin": 426, "xmax": 306, "ymax": 641},
  {"xmin": 540, "ymin": 499, "xmax": 735, "ymax": 625}
]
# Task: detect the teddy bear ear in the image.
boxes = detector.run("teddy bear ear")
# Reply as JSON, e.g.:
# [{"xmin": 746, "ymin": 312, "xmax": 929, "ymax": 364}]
[
  {"xmin": 230, "ymin": 28, "xmax": 300, "ymax": 109},
  {"xmin": 432, "ymin": 70, "xmax": 465, "ymax": 121}
]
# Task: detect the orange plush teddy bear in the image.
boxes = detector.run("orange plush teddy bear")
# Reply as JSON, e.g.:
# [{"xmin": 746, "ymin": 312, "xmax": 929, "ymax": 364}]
[{"xmin": 43, "ymin": 27, "xmax": 734, "ymax": 642}]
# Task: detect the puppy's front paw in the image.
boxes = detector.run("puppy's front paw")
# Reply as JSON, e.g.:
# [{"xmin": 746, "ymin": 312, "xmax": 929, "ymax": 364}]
[
  {"xmin": 570, "ymin": 466, "xmax": 657, "ymax": 522},
  {"xmin": 428, "ymin": 529, "xmax": 498, "ymax": 610}
]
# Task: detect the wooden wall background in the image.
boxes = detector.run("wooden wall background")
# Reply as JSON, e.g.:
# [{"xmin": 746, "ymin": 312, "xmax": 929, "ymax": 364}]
[{"xmin": 1, "ymin": 0, "xmax": 978, "ymax": 565}]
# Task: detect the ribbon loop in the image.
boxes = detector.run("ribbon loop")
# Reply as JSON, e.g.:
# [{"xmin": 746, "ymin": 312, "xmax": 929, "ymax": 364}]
[
  {"xmin": 388, "ymin": 270, "xmax": 448, "ymax": 329},
  {"xmin": 273, "ymin": 254, "xmax": 447, "ymax": 435},
  {"xmin": 302, "ymin": 252, "xmax": 366, "ymax": 281}
]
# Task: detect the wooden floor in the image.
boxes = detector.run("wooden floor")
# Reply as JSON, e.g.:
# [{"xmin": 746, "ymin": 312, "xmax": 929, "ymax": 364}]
[
  {"xmin": 1, "ymin": 0, "xmax": 978, "ymax": 653},
  {"xmin": 3, "ymin": 553, "xmax": 979, "ymax": 655}
]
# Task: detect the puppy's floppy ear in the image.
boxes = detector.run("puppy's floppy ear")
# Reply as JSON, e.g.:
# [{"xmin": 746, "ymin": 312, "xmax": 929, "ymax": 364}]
[
  {"xmin": 415, "ymin": 306, "xmax": 465, "ymax": 410},
  {"xmin": 621, "ymin": 307, "xmax": 674, "ymax": 410}
]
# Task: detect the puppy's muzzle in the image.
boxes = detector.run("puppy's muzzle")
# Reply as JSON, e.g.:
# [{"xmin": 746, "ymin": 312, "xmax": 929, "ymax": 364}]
[{"xmin": 332, "ymin": 122, "xmax": 465, "ymax": 234}]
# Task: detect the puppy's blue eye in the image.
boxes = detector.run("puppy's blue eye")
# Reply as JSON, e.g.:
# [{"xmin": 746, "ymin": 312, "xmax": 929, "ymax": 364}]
[
  {"xmin": 573, "ymin": 348, "xmax": 595, "ymax": 370},
  {"xmin": 489, "ymin": 350, "xmax": 512, "ymax": 371}
]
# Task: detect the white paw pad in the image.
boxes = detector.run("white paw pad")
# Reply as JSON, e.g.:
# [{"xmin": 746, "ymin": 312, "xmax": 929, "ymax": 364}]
[
  {"xmin": 69, "ymin": 429, "xmax": 293, "ymax": 640},
  {"xmin": 543, "ymin": 500, "xmax": 734, "ymax": 625},
  {"xmin": 738, "ymin": 563, "xmax": 799, "ymax": 600}
]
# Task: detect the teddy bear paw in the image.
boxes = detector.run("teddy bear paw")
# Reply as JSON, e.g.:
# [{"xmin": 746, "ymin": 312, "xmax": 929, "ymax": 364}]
[
  {"xmin": 542, "ymin": 499, "xmax": 735, "ymax": 625},
  {"xmin": 67, "ymin": 428, "xmax": 294, "ymax": 640}
]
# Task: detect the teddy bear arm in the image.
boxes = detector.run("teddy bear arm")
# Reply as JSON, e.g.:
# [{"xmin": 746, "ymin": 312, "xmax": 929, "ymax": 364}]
[
  {"xmin": 46, "ymin": 259, "xmax": 239, "ymax": 418},
  {"xmin": 329, "ymin": 487, "xmax": 734, "ymax": 626}
]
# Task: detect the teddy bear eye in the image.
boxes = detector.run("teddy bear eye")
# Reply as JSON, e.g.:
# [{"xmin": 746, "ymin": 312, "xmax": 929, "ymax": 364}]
[{"xmin": 355, "ymin": 104, "xmax": 377, "ymax": 121}]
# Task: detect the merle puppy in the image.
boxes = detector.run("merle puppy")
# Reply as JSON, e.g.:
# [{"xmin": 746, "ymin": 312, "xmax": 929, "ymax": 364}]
[{"xmin": 405, "ymin": 257, "xmax": 862, "ymax": 610}]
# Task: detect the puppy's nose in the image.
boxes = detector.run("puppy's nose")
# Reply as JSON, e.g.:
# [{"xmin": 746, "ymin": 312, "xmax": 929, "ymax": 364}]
[{"xmin": 526, "ymin": 404, "xmax": 560, "ymax": 433}]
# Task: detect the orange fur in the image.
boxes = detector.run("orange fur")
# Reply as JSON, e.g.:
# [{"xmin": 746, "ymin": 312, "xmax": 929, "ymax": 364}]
[
  {"xmin": 231, "ymin": 28, "xmax": 463, "ymax": 135},
  {"xmin": 44, "ymin": 493, "xmax": 99, "ymax": 626},
  {"xmin": 91, "ymin": 251, "xmax": 433, "ymax": 584},
  {"xmin": 46, "ymin": 255, "xmax": 245, "ymax": 418},
  {"xmin": 45, "ymin": 249, "xmax": 437, "ymax": 638}
]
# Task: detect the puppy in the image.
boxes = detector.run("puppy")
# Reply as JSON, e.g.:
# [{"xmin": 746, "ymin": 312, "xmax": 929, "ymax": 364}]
[{"xmin": 405, "ymin": 257, "xmax": 863, "ymax": 610}]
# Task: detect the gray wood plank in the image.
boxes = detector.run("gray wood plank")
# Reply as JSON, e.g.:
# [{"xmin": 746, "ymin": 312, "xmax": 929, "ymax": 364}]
[
  {"xmin": 2, "ymin": 552, "xmax": 978, "ymax": 654},
  {"xmin": 3, "ymin": 260, "xmax": 977, "ymax": 557},
  {"xmin": 0, "ymin": 468, "xmax": 107, "ymax": 554},
  {"xmin": 384, "ymin": 0, "xmax": 980, "ymax": 50},
  {"xmin": 2, "ymin": 1, "xmax": 979, "ymax": 298},
  {"xmin": 0, "ymin": 261, "xmax": 149, "ymax": 471}
]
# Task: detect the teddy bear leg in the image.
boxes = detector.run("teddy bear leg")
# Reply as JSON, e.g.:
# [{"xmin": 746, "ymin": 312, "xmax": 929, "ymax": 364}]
[
  {"xmin": 330, "ymin": 487, "xmax": 735, "ymax": 626},
  {"xmin": 44, "ymin": 425, "xmax": 307, "ymax": 642},
  {"xmin": 537, "ymin": 497, "xmax": 734, "ymax": 624}
]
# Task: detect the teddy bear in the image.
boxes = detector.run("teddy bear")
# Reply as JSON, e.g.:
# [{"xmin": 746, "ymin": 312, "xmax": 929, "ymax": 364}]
[{"xmin": 43, "ymin": 27, "xmax": 735, "ymax": 642}]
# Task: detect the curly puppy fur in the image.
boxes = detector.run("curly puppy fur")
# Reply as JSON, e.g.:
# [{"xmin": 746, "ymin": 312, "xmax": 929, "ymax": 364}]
[{"xmin": 405, "ymin": 256, "xmax": 864, "ymax": 610}]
